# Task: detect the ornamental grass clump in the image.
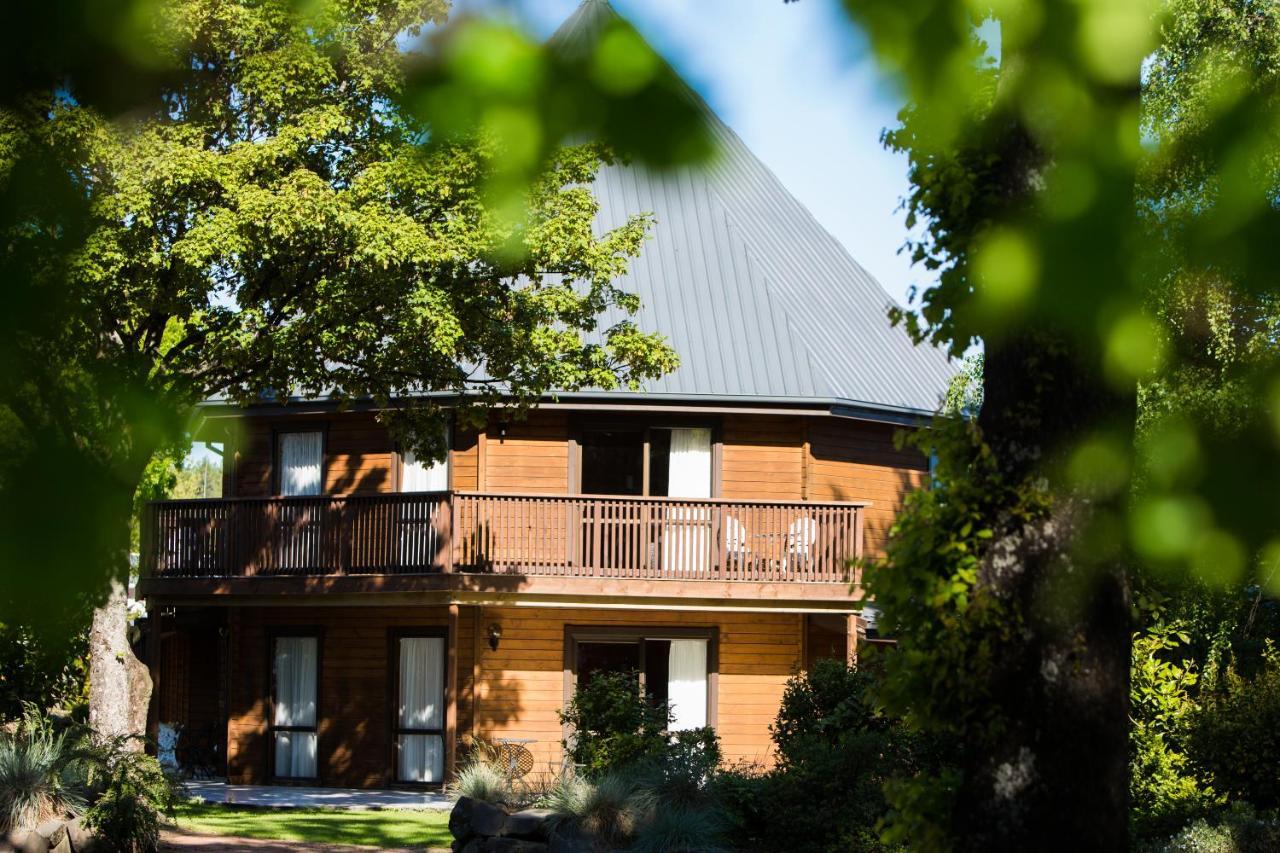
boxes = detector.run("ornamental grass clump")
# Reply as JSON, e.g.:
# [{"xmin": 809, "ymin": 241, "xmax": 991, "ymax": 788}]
[
  {"xmin": 451, "ymin": 760, "xmax": 512, "ymax": 808},
  {"xmin": 0, "ymin": 708, "xmax": 85, "ymax": 833},
  {"xmin": 542, "ymin": 771, "xmax": 646, "ymax": 848}
]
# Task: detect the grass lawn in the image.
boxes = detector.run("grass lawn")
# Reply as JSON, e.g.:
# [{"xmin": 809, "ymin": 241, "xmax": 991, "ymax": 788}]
[{"xmin": 172, "ymin": 802, "xmax": 453, "ymax": 848}]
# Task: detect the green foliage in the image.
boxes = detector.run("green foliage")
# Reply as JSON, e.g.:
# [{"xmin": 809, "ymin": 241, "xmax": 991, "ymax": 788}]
[
  {"xmin": 1186, "ymin": 644, "xmax": 1280, "ymax": 811},
  {"xmin": 857, "ymin": 417, "xmax": 1043, "ymax": 843},
  {"xmin": 541, "ymin": 771, "xmax": 644, "ymax": 848},
  {"xmin": 450, "ymin": 759, "xmax": 513, "ymax": 808},
  {"xmin": 82, "ymin": 737, "xmax": 177, "ymax": 853},
  {"xmin": 0, "ymin": 708, "xmax": 85, "ymax": 833},
  {"xmin": 558, "ymin": 671, "xmax": 671, "ymax": 776},
  {"xmin": 1130, "ymin": 622, "xmax": 1222, "ymax": 839},
  {"xmin": 169, "ymin": 456, "xmax": 222, "ymax": 500},
  {"xmin": 0, "ymin": 624, "xmax": 89, "ymax": 723},
  {"xmin": 629, "ymin": 803, "xmax": 726, "ymax": 853},
  {"xmin": 1140, "ymin": 806, "xmax": 1280, "ymax": 853},
  {"xmin": 0, "ymin": 0, "xmax": 688, "ymax": 625},
  {"xmin": 715, "ymin": 661, "xmax": 936, "ymax": 853}
]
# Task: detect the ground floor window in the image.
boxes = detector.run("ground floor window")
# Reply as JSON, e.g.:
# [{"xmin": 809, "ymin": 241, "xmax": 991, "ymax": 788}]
[
  {"xmin": 568, "ymin": 627, "xmax": 717, "ymax": 731},
  {"xmin": 395, "ymin": 634, "xmax": 446, "ymax": 783},
  {"xmin": 271, "ymin": 634, "xmax": 319, "ymax": 779}
]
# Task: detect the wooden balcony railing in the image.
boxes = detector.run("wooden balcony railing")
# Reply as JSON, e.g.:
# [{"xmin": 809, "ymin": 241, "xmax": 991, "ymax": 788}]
[{"xmin": 141, "ymin": 492, "xmax": 867, "ymax": 585}]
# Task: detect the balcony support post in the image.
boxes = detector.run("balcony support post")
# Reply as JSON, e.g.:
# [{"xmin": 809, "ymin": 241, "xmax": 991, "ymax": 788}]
[{"xmin": 441, "ymin": 493, "xmax": 455, "ymax": 573}]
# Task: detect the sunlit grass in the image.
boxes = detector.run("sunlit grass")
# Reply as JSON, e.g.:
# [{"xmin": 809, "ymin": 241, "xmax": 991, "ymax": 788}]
[{"xmin": 172, "ymin": 802, "xmax": 452, "ymax": 848}]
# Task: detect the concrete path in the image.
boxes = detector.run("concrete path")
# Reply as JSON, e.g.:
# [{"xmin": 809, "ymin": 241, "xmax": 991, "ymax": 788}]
[
  {"xmin": 183, "ymin": 780, "xmax": 452, "ymax": 811},
  {"xmin": 160, "ymin": 828, "xmax": 449, "ymax": 852}
]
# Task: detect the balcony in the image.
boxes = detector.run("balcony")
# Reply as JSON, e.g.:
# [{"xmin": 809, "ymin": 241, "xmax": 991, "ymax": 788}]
[{"xmin": 139, "ymin": 492, "xmax": 867, "ymax": 600}]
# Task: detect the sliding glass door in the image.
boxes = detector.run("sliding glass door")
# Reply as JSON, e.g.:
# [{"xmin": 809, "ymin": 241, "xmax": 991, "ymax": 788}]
[
  {"xmin": 395, "ymin": 635, "xmax": 446, "ymax": 783},
  {"xmin": 271, "ymin": 635, "xmax": 319, "ymax": 779}
]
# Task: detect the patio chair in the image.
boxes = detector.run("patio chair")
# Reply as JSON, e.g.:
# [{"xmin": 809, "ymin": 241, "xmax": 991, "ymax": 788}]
[
  {"xmin": 724, "ymin": 516, "xmax": 751, "ymax": 577},
  {"xmin": 784, "ymin": 516, "xmax": 817, "ymax": 571}
]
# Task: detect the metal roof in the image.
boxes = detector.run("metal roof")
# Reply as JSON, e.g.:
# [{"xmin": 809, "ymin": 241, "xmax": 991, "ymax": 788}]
[
  {"xmin": 203, "ymin": 1, "xmax": 954, "ymax": 419},
  {"xmin": 549, "ymin": 0, "xmax": 955, "ymax": 416}
]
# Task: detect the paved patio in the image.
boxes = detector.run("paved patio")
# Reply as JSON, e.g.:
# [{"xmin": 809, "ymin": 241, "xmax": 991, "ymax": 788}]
[{"xmin": 182, "ymin": 780, "xmax": 453, "ymax": 811}]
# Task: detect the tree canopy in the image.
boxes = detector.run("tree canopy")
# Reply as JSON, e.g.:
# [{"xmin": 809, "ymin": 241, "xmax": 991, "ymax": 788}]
[{"xmin": 0, "ymin": 0, "xmax": 693, "ymax": 624}]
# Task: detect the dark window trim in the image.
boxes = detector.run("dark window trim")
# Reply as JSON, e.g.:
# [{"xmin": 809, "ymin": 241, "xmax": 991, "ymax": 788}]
[
  {"xmin": 561, "ymin": 624, "xmax": 719, "ymax": 732},
  {"xmin": 271, "ymin": 425, "xmax": 329, "ymax": 497},
  {"xmin": 267, "ymin": 627, "xmax": 324, "ymax": 784},
  {"xmin": 388, "ymin": 628, "xmax": 450, "ymax": 787},
  {"xmin": 569, "ymin": 417, "xmax": 723, "ymax": 498}
]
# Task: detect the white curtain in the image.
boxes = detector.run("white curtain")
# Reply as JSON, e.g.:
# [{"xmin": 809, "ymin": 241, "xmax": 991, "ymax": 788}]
[
  {"xmin": 400, "ymin": 430, "xmax": 449, "ymax": 566},
  {"xmin": 397, "ymin": 637, "xmax": 445, "ymax": 783},
  {"xmin": 401, "ymin": 428, "xmax": 450, "ymax": 492},
  {"xmin": 273, "ymin": 637, "xmax": 318, "ymax": 778},
  {"xmin": 668, "ymin": 639, "xmax": 708, "ymax": 731},
  {"xmin": 667, "ymin": 429, "xmax": 712, "ymax": 498},
  {"xmin": 664, "ymin": 428, "xmax": 712, "ymax": 573},
  {"xmin": 279, "ymin": 432, "xmax": 323, "ymax": 496}
]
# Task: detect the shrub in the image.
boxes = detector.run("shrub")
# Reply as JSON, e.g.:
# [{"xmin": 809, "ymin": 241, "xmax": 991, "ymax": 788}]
[
  {"xmin": 630, "ymin": 804, "xmax": 726, "ymax": 853},
  {"xmin": 1130, "ymin": 623, "xmax": 1221, "ymax": 840},
  {"xmin": 81, "ymin": 737, "xmax": 177, "ymax": 853},
  {"xmin": 718, "ymin": 660, "xmax": 939, "ymax": 853},
  {"xmin": 1186, "ymin": 645, "xmax": 1280, "ymax": 811},
  {"xmin": 558, "ymin": 671, "xmax": 670, "ymax": 776},
  {"xmin": 0, "ymin": 707, "xmax": 85, "ymax": 833},
  {"xmin": 1139, "ymin": 807, "xmax": 1280, "ymax": 853}
]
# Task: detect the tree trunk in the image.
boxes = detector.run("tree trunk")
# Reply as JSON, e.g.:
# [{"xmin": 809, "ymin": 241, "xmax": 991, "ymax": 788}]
[
  {"xmin": 88, "ymin": 555, "xmax": 151, "ymax": 747},
  {"xmin": 952, "ymin": 333, "xmax": 1132, "ymax": 850}
]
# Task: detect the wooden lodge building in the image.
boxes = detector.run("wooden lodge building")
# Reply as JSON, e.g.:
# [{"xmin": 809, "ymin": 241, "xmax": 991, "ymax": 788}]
[{"xmin": 137, "ymin": 0, "xmax": 954, "ymax": 790}]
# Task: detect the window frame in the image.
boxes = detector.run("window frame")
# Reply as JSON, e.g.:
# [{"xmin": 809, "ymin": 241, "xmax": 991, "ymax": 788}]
[
  {"xmin": 569, "ymin": 417, "xmax": 723, "ymax": 498},
  {"xmin": 267, "ymin": 626, "xmax": 324, "ymax": 784},
  {"xmin": 393, "ymin": 419, "xmax": 455, "ymax": 493},
  {"xmin": 388, "ymin": 627, "xmax": 450, "ymax": 787},
  {"xmin": 271, "ymin": 425, "xmax": 328, "ymax": 497},
  {"xmin": 562, "ymin": 625, "xmax": 719, "ymax": 730}
]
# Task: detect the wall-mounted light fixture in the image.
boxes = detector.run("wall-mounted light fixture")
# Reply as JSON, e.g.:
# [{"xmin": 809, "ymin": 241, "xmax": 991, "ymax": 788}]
[
  {"xmin": 487, "ymin": 623, "xmax": 502, "ymax": 652},
  {"xmin": 497, "ymin": 421, "xmax": 509, "ymax": 442}
]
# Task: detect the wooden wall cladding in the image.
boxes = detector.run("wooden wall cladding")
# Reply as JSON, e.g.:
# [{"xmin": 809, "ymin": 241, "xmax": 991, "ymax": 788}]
[
  {"xmin": 806, "ymin": 419, "xmax": 928, "ymax": 557},
  {"xmin": 223, "ymin": 604, "xmax": 801, "ymax": 785}
]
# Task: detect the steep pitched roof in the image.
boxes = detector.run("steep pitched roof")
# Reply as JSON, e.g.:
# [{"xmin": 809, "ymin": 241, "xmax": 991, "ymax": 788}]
[{"xmin": 550, "ymin": 0, "xmax": 954, "ymax": 417}]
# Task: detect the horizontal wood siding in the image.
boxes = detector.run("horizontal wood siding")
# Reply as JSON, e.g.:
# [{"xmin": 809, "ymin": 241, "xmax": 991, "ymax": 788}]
[
  {"xmin": 472, "ymin": 607, "xmax": 800, "ymax": 771},
  {"xmin": 720, "ymin": 415, "xmax": 805, "ymax": 501},
  {"xmin": 226, "ymin": 605, "xmax": 461, "ymax": 787},
  {"xmin": 224, "ymin": 604, "xmax": 799, "ymax": 786},
  {"xmin": 483, "ymin": 412, "xmax": 570, "ymax": 494},
  {"xmin": 233, "ymin": 413, "xmax": 395, "ymax": 498},
  {"xmin": 452, "ymin": 429, "xmax": 480, "ymax": 491},
  {"xmin": 806, "ymin": 419, "xmax": 928, "ymax": 557}
]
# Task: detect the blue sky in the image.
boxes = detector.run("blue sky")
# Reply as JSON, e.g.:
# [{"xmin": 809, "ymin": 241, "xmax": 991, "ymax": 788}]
[{"xmin": 455, "ymin": 0, "xmax": 921, "ymax": 308}]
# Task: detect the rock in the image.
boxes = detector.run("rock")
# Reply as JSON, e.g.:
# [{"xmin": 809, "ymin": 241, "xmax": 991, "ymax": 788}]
[
  {"xmin": 48, "ymin": 835, "xmax": 69, "ymax": 853},
  {"xmin": 64, "ymin": 818, "xmax": 94, "ymax": 853},
  {"xmin": 33, "ymin": 822, "xmax": 65, "ymax": 847},
  {"xmin": 449, "ymin": 797, "xmax": 509, "ymax": 841},
  {"xmin": 503, "ymin": 809, "xmax": 555, "ymax": 841},
  {"xmin": 16, "ymin": 827, "xmax": 49, "ymax": 853},
  {"xmin": 546, "ymin": 827, "xmax": 594, "ymax": 853}
]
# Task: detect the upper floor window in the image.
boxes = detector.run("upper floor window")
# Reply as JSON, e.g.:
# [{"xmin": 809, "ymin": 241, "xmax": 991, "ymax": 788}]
[
  {"xmin": 277, "ymin": 431, "xmax": 323, "ymax": 496},
  {"xmin": 400, "ymin": 426, "xmax": 450, "ymax": 492},
  {"xmin": 580, "ymin": 426, "xmax": 713, "ymax": 498}
]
